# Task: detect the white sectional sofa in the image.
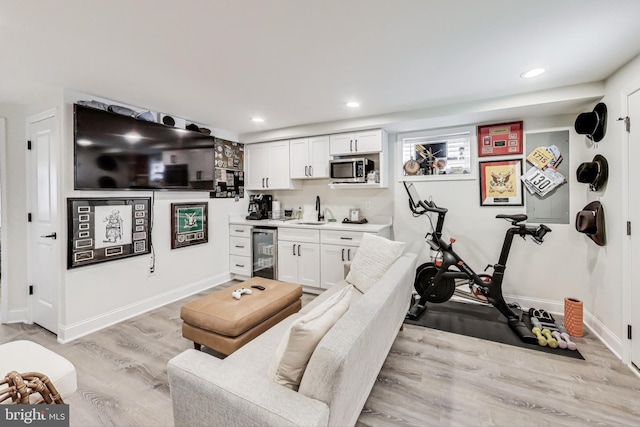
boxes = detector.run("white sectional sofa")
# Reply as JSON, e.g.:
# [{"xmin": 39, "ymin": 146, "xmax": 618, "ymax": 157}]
[{"xmin": 168, "ymin": 252, "xmax": 417, "ymax": 427}]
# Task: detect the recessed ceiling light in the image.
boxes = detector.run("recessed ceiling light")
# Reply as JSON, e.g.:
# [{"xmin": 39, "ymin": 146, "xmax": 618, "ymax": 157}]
[
  {"xmin": 251, "ymin": 117, "xmax": 265, "ymax": 123},
  {"xmin": 521, "ymin": 68, "xmax": 546, "ymax": 78},
  {"xmin": 345, "ymin": 101, "xmax": 360, "ymax": 108}
]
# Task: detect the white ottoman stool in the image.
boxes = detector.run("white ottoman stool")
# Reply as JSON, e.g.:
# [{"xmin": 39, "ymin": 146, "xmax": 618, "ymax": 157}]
[{"xmin": 0, "ymin": 340, "xmax": 77, "ymax": 403}]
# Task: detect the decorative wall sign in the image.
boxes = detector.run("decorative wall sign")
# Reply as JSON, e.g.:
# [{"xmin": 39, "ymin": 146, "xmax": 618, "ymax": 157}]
[
  {"xmin": 211, "ymin": 138, "xmax": 244, "ymax": 198},
  {"xmin": 67, "ymin": 198, "xmax": 151, "ymax": 269},
  {"xmin": 477, "ymin": 121, "xmax": 523, "ymax": 157},
  {"xmin": 479, "ymin": 159, "xmax": 523, "ymax": 206},
  {"xmin": 171, "ymin": 202, "xmax": 208, "ymax": 249}
]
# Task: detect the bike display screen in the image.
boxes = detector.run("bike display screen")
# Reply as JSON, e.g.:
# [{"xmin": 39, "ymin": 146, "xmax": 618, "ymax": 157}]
[{"xmin": 403, "ymin": 181, "xmax": 425, "ymax": 210}]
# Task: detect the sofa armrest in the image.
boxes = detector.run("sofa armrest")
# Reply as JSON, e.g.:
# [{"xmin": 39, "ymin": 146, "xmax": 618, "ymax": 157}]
[{"xmin": 168, "ymin": 349, "xmax": 329, "ymax": 427}]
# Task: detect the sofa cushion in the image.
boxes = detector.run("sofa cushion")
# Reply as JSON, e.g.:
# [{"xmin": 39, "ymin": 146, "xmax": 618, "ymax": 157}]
[
  {"xmin": 268, "ymin": 285, "xmax": 353, "ymax": 390},
  {"xmin": 346, "ymin": 233, "xmax": 405, "ymax": 293}
]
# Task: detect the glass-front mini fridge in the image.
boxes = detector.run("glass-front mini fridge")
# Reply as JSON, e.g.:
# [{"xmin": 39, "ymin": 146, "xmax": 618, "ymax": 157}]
[{"xmin": 252, "ymin": 227, "xmax": 277, "ymax": 279}]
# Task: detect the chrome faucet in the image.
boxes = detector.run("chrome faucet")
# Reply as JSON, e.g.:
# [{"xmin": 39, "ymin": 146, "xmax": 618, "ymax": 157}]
[{"xmin": 316, "ymin": 196, "xmax": 324, "ymax": 222}]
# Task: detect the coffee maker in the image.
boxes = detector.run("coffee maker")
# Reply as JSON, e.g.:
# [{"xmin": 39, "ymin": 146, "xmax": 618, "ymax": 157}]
[{"xmin": 246, "ymin": 194, "xmax": 273, "ymax": 220}]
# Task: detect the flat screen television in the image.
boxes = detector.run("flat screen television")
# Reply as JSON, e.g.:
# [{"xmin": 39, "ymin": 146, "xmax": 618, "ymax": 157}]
[{"xmin": 74, "ymin": 104, "xmax": 216, "ymax": 190}]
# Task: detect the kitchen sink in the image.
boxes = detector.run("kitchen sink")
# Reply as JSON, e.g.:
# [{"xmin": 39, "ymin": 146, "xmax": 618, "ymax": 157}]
[{"xmin": 293, "ymin": 220, "xmax": 327, "ymax": 225}]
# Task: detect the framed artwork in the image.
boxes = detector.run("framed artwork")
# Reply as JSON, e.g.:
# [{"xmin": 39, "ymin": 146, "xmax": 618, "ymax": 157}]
[
  {"xmin": 477, "ymin": 121, "xmax": 523, "ymax": 157},
  {"xmin": 479, "ymin": 159, "xmax": 523, "ymax": 206},
  {"xmin": 67, "ymin": 198, "xmax": 151, "ymax": 269},
  {"xmin": 171, "ymin": 202, "xmax": 208, "ymax": 249}
]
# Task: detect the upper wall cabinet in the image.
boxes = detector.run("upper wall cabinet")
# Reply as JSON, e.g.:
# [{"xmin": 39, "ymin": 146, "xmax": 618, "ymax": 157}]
[
  {"xmin": 246, "ymin": 140, "xmax": 298, "ymax": 190},
  {"xmin": 290, "ymin": 135, "xmax": 330, "ymax": 179},
  {"xmin": 329, "ymin": 129, "xmax": 386, "ymax": 155}
]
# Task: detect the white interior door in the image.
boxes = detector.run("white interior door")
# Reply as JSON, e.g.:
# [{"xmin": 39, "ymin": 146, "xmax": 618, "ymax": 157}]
[
  {"xmin": 629, "ymin": 89, "xmax": 640, "ymax": 369},
  {"xmin": 28, "ymin": 111, "xmax": 59, "ymax": 334}
]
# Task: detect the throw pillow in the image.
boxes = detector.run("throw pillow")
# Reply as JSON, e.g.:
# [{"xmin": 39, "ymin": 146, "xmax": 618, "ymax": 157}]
[
  {"xmin": 269, "ymin": 285, "xmax": 353, "ymax": 390},
  {"xmin": 346, "ymin": 233, "xmax": 405, "ymax": 293}
]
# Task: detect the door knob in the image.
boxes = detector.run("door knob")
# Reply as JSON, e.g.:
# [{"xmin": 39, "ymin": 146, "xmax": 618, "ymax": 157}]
[{"xmin": 41, "ymin": 232, "xmax": 57, "ymax": 239}]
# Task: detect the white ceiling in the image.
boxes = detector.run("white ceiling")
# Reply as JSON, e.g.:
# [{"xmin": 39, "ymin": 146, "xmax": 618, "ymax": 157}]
[{"xmin": 2, "ymin": 0, "xmax": 640, "ymax": 140}]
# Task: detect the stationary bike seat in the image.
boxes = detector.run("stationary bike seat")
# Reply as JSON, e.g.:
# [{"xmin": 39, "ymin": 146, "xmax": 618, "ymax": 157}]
[{"xmin": 496, "ymin": 214, "xmax": 527, "ymax": 224}]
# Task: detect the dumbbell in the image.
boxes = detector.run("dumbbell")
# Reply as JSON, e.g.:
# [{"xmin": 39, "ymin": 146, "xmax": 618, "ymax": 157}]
[
  {"xmin": 555, "ymin": 323, "xmax": 578, "ymax": 351},
  {"xmin": 540, "ymin": 328, "xmax": 559, "ymax": 348},
  {"xmin": 532, "ymin": 327, "xmax": 547, "ymax": 346},
  {"xmin": 551, "ymin": 331, "xmax": 568, "ymax": 349},
  {"xmin": 532, "ymin": 317, "xmax": 558, "ymax": 331}
]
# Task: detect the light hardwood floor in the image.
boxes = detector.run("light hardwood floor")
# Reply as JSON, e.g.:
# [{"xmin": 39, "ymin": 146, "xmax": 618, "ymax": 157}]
[{"xmin": 1, "ymin": 282, "xmax": 639, "ymax": 426}]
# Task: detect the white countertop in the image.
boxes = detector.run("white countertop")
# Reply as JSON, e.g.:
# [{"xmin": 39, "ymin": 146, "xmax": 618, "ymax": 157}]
[{"xmin": 229, "ymin": 215, "xmax": 392, "ymax": 233}]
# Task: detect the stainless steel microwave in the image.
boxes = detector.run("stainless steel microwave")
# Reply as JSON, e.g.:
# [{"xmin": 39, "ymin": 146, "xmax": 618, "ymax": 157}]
[{"xmin": 329, "ymin": 158, "xmax": 374, "ymax": 183}]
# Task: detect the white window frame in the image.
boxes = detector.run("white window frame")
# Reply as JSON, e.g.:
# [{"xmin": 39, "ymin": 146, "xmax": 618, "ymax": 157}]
[{"xmin": 397, "ymin": 125, "xmax": 477, "ymax": 182}]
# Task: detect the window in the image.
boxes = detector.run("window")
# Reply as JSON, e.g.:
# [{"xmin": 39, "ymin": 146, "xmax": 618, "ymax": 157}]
[{"xmin": 397, "ymin": 126, "xmax": 476, "ymax": 181}]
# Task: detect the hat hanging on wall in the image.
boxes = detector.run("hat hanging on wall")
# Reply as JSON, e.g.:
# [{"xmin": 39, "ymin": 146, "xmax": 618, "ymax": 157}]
[
  {"xmin": 574, "ymin": 102, "xmax": 607, "ymax": 142},
  {"xmin": 576, "ymin": 154, "xmax": 608, "ymax": 191},
  {"xmin": 575, "ymin": 201, "xmax": 605, "ymax": 246}
]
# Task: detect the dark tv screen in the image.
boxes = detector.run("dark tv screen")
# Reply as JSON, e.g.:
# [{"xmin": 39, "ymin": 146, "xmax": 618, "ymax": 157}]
[{"xmin": 74, "ymin": 104, "xmax": 215, "ymax": 190}]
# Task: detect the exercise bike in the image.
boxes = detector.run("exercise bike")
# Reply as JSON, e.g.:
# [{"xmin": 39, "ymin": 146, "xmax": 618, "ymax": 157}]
[{"xmin": 403, "ymin": 181, "xmax": 551, "ymax": 344}]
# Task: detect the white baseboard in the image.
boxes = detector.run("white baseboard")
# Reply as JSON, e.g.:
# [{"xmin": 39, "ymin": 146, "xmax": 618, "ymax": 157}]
[
  {"xmin": 507, "ymin": 293, "xmax": 622, "ymax": 359},
  {"xmin": 57, "ymin": 273, "xmax": 231, "ymax": 343},
  {"xmin": 1, "ymin": 309, "xmax": 29, "ymax": 324},
  {"xmin": 583, "ymin": 309, "xmax": 623, "ymax": 359}
]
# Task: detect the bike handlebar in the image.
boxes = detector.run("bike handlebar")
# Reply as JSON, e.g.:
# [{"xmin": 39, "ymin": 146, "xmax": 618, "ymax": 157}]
[
  {"xmin": 533, "ymin": 224, "xmax": 552, "ymax": 243},
  {"xmin": 409, "ymin": 199, "xmax": 448, "ymax": 215}
]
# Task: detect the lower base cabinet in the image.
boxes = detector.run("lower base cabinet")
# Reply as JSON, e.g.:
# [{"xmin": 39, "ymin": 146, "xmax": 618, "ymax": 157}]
[
  {"xmin": 320, "ymin": 244, "xmax": 358, "ymax": 289},
  {"xmin": 277, "ymin": 228, "xmax": 321, "ymax": 288}
]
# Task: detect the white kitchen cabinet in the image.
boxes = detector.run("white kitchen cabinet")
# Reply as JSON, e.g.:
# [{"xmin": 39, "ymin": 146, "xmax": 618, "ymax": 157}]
[
  {"xmin": 290, "ymin": 135, "xmax": 330, "ymax": 179},
  {"xmin": 320, "ymin": 244, "xmax": 358, "ymax": 289},
  {"xmin": 277, "ymin": 228, "xmax": 321, "ymax": 287},
  {"xmin": 229, "ymin": 225, "xmax": 252, "ymax": 278},
  {"xmin": 329, "ymin": 129, "xmax": 387, "ymax": 155},
  {"xmin": 319, "ymin": 229, "xmax": 364, "ymax": 289},
  {"xmin": 246, "ymin": 140, "xmax": 297, "ymax": 190}
]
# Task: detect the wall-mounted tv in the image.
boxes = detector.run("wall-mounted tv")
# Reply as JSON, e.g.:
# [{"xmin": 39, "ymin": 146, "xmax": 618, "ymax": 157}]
[{"xmin": 74, "ymin": 104, "xmax": 216, "ymax": 191}]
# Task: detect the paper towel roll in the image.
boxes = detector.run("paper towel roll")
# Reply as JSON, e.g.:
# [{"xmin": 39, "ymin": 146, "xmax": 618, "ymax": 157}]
[
  {"xmin": 564, "ymin": 297, "xmax": 583, "ymax": 337},
  {"xmin": 272, "ymin": 200, "xmax": 281, "ymax": 219}
]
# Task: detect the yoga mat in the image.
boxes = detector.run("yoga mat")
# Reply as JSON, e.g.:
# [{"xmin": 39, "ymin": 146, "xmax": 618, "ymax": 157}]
[{"xmin": 404, "ymin": 300, "xmax": 584, "ymax": 360}]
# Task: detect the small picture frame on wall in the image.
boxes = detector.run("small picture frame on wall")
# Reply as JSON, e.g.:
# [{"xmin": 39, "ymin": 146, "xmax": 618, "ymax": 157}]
[
  {"xmin": 477, "ymin": 121, "xmax": 523, "ymax": 157},
  {"xmin": 67, "ymin": 197, "xmax": 151, "ymax": 269},
  {"xmin": 479, "ymin": 159, "xmax": 524, "ymax": 206},
  {"xmin": 171, "ymin": 202, "xmax": 208, "ymax": 249}
]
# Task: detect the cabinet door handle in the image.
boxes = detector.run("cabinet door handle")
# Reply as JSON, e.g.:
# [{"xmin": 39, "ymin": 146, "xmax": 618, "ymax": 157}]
[
  {"xmin": 293, "ymin": 244, "xmax": 296, "ymax": 256},
  {"xmin": 235, "ymin": 264, "xmax": 244, "ymax": 268},
  {"xmin": 348, "ymin": 248, "xmax": 352, "ymax": 260},
  {"xmin": 341, "ymin": 248, "xmax": 345, "ymax": 262},
  {"xmin": 340, "ymin": 237, "xmax": 353, "ymax": 240},
  {"xmin": 309, "ymin": 165, "xmax": 313, "ymax": 176},
  {"xmin": 235, "ymin": 245, "xmax": 244, "ymax": 248},
  {"xmin": 305, "ymin": 165, "xmax": 309, "ymax": 177},
  {"xmin": 262, "ymin": 178, "xmax": 265, "ymax": 188},
  {"xmin": 350, "ymin": 140, "xmax": 353, "ymax": 152},
  {"xmin": 298, "ymin": 244, "xmax": 301, "ymax": 256},
  {"xmin": 355, "ymin": 139, "xmax": 358, "ymax": 152},
  {"xmin": 234, "ymin": 229, "xmax": 244, "ymax": 233},
  {"xmin": 266, "ymin": 177, "xmax": 269, "ymax": 188}
]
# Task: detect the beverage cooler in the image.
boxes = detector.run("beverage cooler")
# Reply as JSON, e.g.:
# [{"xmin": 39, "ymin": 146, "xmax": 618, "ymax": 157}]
[{"xmin": 252, "ymin": 227, "xmax": 278, "ymax": 279}]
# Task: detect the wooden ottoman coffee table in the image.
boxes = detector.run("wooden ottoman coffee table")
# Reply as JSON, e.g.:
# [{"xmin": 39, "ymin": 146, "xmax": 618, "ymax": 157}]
[{"xmin": 180, "ymin": 277, "xmax": 302, "ymax": 356}]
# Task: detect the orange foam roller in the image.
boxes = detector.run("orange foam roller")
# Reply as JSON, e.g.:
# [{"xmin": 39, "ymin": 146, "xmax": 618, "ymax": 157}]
[{"xmin": 564, "ymin": 297, "xmax": 583, "ymax": 337}]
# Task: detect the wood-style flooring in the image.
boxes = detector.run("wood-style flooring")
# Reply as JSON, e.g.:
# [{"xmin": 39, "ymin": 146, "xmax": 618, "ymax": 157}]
[{"xmin": 1, "ymin": 281, "xmax": 639, "ymax": 426}]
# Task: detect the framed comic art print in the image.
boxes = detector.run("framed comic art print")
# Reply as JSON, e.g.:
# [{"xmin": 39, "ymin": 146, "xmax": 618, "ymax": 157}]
[
  {"xmin": 67, "ymin": 197, "xmax": 151, "ymax": 269},
  {"xmin": 477, "ymin": 121, "xmax": 523, "ymax": 157},
  {"xmin": 479, "ymin": 159, "xmax": 523, "ymax": 206},
  {"xmin": 171, "ymin": 202, "xmax": 208, "ymax": 249}
]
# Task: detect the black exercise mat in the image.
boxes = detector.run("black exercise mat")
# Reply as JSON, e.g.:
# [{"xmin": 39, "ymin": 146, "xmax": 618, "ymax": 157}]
[{"xmin": 404, "ymin": 300, "xmax": 584, "ymax": 360}]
